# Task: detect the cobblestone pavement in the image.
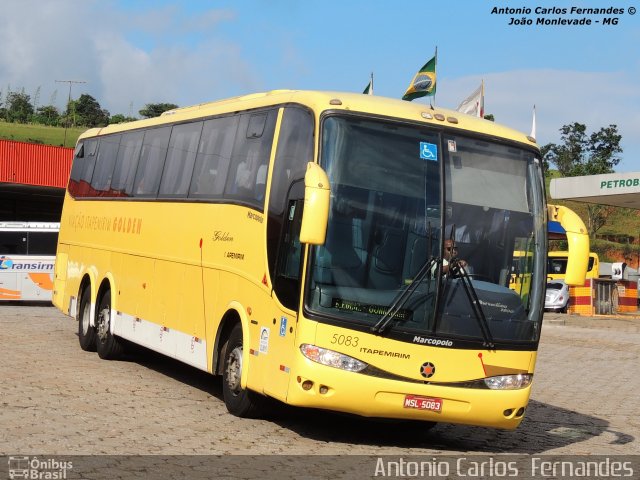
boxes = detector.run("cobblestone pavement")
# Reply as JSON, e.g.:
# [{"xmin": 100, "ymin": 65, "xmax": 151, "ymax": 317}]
[{"xmin": 1, "ymin": 305, "xmax": 639, "ymax": 456}]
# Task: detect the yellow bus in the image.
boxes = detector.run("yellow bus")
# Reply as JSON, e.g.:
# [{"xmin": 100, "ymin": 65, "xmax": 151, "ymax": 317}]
[
  {"xmin": 53, "ymin": 90, "xmax": 588, "ymax": 429},
  {"xmin": 548, "ymin": 251, "xmax": 599, "ymax": 282},
  {"xmin": 511, "ymin": 205, "xmax": 591, "ymax": 296}
]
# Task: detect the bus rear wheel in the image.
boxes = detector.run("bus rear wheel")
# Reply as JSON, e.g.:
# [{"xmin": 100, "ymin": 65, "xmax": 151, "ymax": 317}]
[
  {"xmin": 95, "ymin": 290, "xmax": 124, "ymax": 360},
  {"xmin": 222, "ymin": 323, "xmax": 264, "ymax": 418},
  {"xmin": 78, "ymin": 285, "xmax": 97, "ymax": 352}
]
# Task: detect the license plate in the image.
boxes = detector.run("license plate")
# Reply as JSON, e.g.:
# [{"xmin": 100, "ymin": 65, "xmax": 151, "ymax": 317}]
[{"xmin": 403, "ymin": 395, "xmax": 443, "ymax": 412}]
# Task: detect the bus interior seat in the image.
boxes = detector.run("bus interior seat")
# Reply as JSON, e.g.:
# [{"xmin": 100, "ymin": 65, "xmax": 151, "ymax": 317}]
[
  {"xmin": 313, "ymin": 186, "xmax": 368, "ymax": 288},
  {"xmin": 368, "ymin": 229, "xmax": 404, "ymax": 289}
]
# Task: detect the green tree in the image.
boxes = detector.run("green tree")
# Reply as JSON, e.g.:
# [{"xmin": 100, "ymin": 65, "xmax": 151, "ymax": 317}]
[
  {"xmin": 543, "ymin": 123, "xmax": 623, "ymax": 237},
  {"xmin": 33, "ymin": 105, "xmax": 60, "ymax": 126},
  {"xmin": 66, "ymin": 94, "xmax": 110, "ymax": 127},
  {"xmin": 109, "ymin": 113, "xmax": 137, "ymax": 124},
  {"xmin": 139, "ymin": 102, "xmax": 178, "ymax": 118},
  {"xmin": 6, "ymin": 91, "xmax": 34, "ymax": 123},
  {"xmin": 544, "ymin": 123, "xmax": 622, "ymax": 176}
]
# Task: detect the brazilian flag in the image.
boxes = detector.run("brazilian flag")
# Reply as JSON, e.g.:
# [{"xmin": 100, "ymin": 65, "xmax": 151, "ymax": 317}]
[{"xmin": 402, "ymin": 55, "xmax": 436, "ymax": 101}]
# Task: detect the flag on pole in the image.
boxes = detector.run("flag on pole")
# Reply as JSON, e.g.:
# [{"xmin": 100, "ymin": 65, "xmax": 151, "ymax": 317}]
[
  {"xmin": 456, "ymin": 81, "xmax": 485, "ymax": 117},
  {"xmin": 402, "ymin": 51, "xmax": 437, "ymax": 101},
  {"xmin": 530, "ymin": 105, "xmax": 536, "ymax": 139},
  {"xmin": 363, "ymin": 73, "xmax": 374, "ymax": 95}
]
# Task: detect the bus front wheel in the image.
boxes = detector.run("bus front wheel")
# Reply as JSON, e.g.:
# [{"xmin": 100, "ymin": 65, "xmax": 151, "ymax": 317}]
[
  {"xmin": 78, "ymin": 285, "xmax": 97, "ymax": 352},
  {"xmin": 95, "ymin": 290, "xmax": 124, "ymax": 360},
  {"xmin": 222, "ymin": 323, "xmax": 264, "ymax": 418}
]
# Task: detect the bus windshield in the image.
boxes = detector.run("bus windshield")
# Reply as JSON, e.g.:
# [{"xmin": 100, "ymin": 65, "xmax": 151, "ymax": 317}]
[{"xmin": 306, "ymin": 115, "xmax": 545, "ymax": 347}]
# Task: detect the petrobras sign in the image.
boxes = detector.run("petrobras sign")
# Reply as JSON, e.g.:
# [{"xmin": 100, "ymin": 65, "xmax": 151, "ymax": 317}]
[
  {"xmin": 599, "ymin": 177, "xmax": 640, "ymax": 191},
  {"xmin": 0, "ymin": 256, "xmax": 54, "ymax": 271}
]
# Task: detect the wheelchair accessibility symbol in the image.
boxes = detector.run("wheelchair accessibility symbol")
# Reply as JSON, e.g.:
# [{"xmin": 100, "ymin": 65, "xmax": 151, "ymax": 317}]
[{"xmin": 420, "ymin": 142, "xmax": 438, "ymax": 161}]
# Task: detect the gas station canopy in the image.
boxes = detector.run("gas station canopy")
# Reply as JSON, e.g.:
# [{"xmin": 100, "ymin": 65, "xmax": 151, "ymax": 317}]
[{"xmin": 550, "ymin": 172, "xmax": 640, "ymax": 209}]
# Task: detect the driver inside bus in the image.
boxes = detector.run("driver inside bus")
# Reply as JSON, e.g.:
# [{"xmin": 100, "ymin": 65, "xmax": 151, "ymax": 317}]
[{"xmin": 438, "ymin": 238, "xmax": 469, "ymax": 276}]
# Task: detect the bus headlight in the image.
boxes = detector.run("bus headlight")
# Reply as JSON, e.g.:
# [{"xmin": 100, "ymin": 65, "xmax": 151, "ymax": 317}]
[
  {"xmin": 484, "ymin": 374, "xmax": 533, "ymax": 390},
  {"xmin": 300, "ymin": 344, "xmax": 368, "ymax": 372}
]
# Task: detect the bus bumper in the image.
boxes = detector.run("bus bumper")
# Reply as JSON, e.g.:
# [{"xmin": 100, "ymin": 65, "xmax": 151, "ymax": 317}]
[{"xmin": 285, "ymin": 360, "xmax": 532, "ymax": 430}]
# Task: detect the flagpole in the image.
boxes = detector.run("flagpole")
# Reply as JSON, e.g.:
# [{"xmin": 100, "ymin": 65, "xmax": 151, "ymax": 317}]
[
  {"xmin": 530, "ymin": 104, "xmax": 536, "ymax": 139},
  {"xmin": 371, "ymin": 72, "xmax": 374, "ymax": 95},
  {"xmin": 432, "ymin": 46, "xmax": 438, "ymax": 108},
  {"xmin": 480, "ymin": 79, "xmax": 485, "ymax": 118}
]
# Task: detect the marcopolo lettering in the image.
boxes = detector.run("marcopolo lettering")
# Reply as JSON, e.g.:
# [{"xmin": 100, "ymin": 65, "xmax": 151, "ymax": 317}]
[
  {"xmin": 413, "ymin": 335, "xmax": 454, "ymax": 347},
  {"xmin": 600, "ymin": 178, "xmax": 640, "ymax": 189}
]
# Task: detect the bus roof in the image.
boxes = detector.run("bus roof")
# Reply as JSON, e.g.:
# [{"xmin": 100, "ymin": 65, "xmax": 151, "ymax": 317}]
[
  {"xmin": 0, "ymin": 222, "xmax": 60, "ymax": 231},
  {"xmin": 78, "ymin": 90, "xmax": 538, "ymax": 150}
]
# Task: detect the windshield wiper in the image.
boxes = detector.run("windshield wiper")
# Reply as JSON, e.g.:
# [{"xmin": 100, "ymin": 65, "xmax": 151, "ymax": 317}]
[
  {"xmin": 448, "ymin": 260, "xmax": 495, "ymax": 349},
  {"xmin": 371, "ymin": 256, "xmax": 439, "ymax": 334}
]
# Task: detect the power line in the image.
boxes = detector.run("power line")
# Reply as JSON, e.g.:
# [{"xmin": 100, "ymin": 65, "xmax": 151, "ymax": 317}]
[{"xmin": 55, "ymin": 80, "xmax": 86, "ymax": 147}]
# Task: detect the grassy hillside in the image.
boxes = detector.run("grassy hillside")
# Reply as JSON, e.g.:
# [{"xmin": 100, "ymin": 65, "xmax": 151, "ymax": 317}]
[
  {"xmin": 0, "ymin": 121, "xmax": 85, "ymax": 148},
  {"xmin": 1, "ymin": 121, "xmax": 638, "ymax": 264}
]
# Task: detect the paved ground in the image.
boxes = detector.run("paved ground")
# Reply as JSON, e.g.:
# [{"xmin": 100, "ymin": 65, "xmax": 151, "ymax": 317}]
[{"xmin": 1, "ymin": 304, "xmax": 639, "ymax": 458}]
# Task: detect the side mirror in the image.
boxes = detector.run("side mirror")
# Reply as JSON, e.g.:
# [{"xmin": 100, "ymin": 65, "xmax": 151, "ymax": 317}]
[{"xmin": 300, "ymin": 162, "xmax": 330, "ymax": 245}]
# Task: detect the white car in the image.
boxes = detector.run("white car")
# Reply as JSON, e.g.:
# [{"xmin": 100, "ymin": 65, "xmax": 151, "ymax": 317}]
[{"xmin": 545, "ymin": 280, "xmax": 570, "ymax": 313}]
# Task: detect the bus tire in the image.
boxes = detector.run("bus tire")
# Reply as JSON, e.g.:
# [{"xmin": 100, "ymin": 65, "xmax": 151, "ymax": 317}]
[
  {"xmin": 222, "ymin": 323, "xmax": 264, "ymax": 418},
  {"xmin": 95, "ymin": 290, "xmax": 124, "ymax": 360},
  {"xmin": 78, "ymin": 285, "xmax": 97, "ymax": 352}
]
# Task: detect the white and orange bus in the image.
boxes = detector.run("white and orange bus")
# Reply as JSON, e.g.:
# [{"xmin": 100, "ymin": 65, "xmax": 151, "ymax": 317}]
[
  {"xmin": 53, "ymin": 90, "xmax": 588, "ymax": 429},
  {"xmin": 0, "ymin": 222, "xmax": 58, "ymax": 301}
]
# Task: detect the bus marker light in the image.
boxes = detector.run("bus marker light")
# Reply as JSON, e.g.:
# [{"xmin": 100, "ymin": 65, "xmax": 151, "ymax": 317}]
[
  {"xmin": 302, "ymin": 380, "xmax": 313, "ymax": 390},
  {"xmin": 329, "ymin": 99, "xmax": 342, "ymax": 106},
  {"xmin": 319, "ymin": 385, "xmax": 329, "ymax": 395}
]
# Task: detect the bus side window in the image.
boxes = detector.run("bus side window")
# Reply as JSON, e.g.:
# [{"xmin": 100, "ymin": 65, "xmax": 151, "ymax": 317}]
[
  {"xmin": 111, "ymin": 131, "xmax": 144, "ymax": 197},
  {"xmin": 273, "ymin": 198, "xmax": 304, "ymax": 310},
  {"xmin": 159, "ymin": 122, "xmax": 203, "ymax": 197},
  {"xmin": 188, "ymin": 115, "xmax": 238, "ymax": 199},
  {"xmin": 132, "ymin": 126, "xmax": 171, "ymax": 197},
  {"xmin": 69, "ymin": 139, "xmax": 98, "ymax": 197},
  {"xmin": 91, "ymin": 134, "xmax": 122, "ymax": 195},
  {"xmin": 27, "ymin": 231, "xmax": 59, "ymax": 255},
  {"xmin": 225, "ymin": 110, "xmax": 277, "ymax": 207},
  {"xmin": 0, "ymin": 232, "xmax": 27, "ymax": 254}
]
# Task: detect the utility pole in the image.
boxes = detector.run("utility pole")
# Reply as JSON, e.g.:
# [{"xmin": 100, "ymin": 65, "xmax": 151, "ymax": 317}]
[{"xmin": 55, "ymin": 79, "xmax": 86, "ymax": 147}]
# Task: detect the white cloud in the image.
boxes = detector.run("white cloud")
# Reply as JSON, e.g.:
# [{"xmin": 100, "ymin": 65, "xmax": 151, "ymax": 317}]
[
  {"xmin": 439, "ymin": 69, "xmax": 640, "ymax": 171},
  {"xmin": 0, "ymin": 0, "xmax": 250, "ymax": 116}
]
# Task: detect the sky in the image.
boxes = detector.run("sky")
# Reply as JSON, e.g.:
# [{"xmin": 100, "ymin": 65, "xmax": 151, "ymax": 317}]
[{"xmin": 1, "ymin": 0, "xmax": 639, "ymax": 171}]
